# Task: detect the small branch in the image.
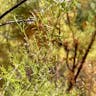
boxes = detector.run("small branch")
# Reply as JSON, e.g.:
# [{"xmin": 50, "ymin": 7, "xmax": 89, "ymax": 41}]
[
  {"xmin": 66, "ymin": 12, "xmax": 75, "ymax": 41},
  {"xmin": 63, "ymin": 41, "xmax": 72, "ymax": 71},
  {"xmin": 72, "ymin": 39, "xmax": 78, "ymax": 72},
  {"xmin": 0, "ymin": 18, "xmax": 35, "ymax": 26},
  {"xmin": 0, "ymin": 0, "xmax": 27, "ymax": 20},
  {"xmin": 66, "ymin": 50, "xmax": 70, "ymax": 70},
  {"xmin": 74, "ymin": 31, "xmax": 96, "ymax": 81}
]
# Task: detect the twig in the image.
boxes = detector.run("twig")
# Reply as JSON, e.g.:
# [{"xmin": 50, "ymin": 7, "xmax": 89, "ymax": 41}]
[
  {"xmin": 0, "ymin": 0, "xmax": 27, "ymax": 20},
  {"xmin": 74, "ymin": 31, "xmax": 96, "ymax": 81},
  {"xmin": 0, "ymin": 18, "xmax": 35, "ymax": 26},
  {"xmin": 66, "ymin": 12, "xmax": 75, "ymax": 40},
  {"xmin": 72, "ymin": 39, "xmax": 78, "ymax": 71}
]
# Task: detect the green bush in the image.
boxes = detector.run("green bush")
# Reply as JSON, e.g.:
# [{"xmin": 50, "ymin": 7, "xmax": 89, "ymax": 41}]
[{"xmin": 0, "ymin": 0, "xmax": 96, "ymax": 96}]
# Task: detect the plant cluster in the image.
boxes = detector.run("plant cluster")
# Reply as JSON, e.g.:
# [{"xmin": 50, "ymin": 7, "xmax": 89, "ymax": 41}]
[{"xmin": 0, "ymin": 0, "xmax": 96, "ymax": 96}]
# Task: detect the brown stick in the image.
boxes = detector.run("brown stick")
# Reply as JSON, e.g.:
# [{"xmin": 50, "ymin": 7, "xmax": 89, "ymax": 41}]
[
  {"xmin": 72, "ymin": 39, "xmax": 78, "ymax": 72},
  {"xmin": 74, "ymin": 31, "xmax": 96, "ymax": 81}
]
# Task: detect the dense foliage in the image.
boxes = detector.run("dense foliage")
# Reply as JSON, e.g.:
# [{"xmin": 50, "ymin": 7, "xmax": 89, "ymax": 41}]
[{"xmin": 0, "ymin": 0, "xmax": 96, "ymax": 96}]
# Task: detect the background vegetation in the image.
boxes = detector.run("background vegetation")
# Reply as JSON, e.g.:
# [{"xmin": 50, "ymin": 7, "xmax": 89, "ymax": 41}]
[{"xmin": 0, "ymin": 0, "xmax": 96, "ymax": 96}]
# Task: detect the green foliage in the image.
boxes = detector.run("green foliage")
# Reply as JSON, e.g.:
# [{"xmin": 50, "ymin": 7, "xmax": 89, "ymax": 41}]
[{"xmin": 0, "ymin": 0, "xmax": 96, "ymax": 96}]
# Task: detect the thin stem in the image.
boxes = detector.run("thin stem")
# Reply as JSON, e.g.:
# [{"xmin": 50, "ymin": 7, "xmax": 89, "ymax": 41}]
[
  {"xmin": 72, "ymin": 39, "xmax": 78, "ymax": 71},
  {"xmin": 0, "ymin": 18, "xmax": 35, "ymax": 26},
  {"xmin": 66, "ymin": 12, "xmax": 75, "ymax": 41}
]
